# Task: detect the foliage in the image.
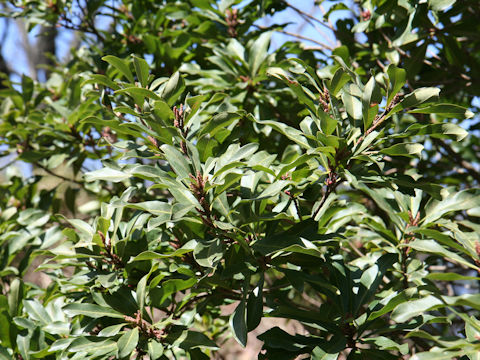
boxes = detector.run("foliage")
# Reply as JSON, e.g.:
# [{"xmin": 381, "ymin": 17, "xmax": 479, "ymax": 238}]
[{"xmin": 0, "ymin": 0, "xmax": 480, "ymax": 359}]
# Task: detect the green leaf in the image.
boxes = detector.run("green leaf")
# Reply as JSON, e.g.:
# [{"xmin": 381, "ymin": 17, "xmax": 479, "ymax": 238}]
[
  {"xmin": 362, "ymin": 75, "xmax": 382, "ymax": 130},
  {"xmin": 115, "ymin": 87, "xmax": 161, "ymax": 100},
  {"xmin": 194, "ymin": 239, "xmax": 223, "ymax": 268},
  {"xmin": 133, "ymin": 247, "xmax": 194, "ymax": 261},
  {"xmin": 7, "ymin": 278, "xmax": 23, "ymax": 316},
  {"xmin": 103, "ymin": 55, "xmax": 134, "ymax": 83},
  {"xmin": 63, "ymin": 303, "xmax": 124, "ymax": 319},
  {"xmin": 23, "ymin": 299, "xmax": 51, "ymax": 325},
  {"xmin": 230, "ymin": 298, "xmax": 247, "ymax": 347},
  {"xmin": 85, "ymin": 167, "xmax": 130, "ymax": 183},
  {"xmin": 389, "ymin": 87, "xmax": 440, "ymax": 117},
  {"xmin": 136, "ymin": 273, "xmax": 149, "ymax": 315},
  {"xmin": 200, "ymin": 112, "xmax": 242, "ymax": 137},
  {"xmin": 407, "ymin": 239, "xmax": 478, "ymax": 270},
  {"xmin": 424, "ymin": 189, "xmax": 480, "ymax": 224},
  {"xmin": 391, "ymin": 295, "xmax": 443, "ymax": 322},
  {"xmin": 426, "ymin": 272, "xmax": 480, "ymax": 281},
  {"xmin": 84, "ymin": 74, "xmax": 121, "ymax": 90},
  {"xmin": 329, "ymin": 68, "xmax": 351, "ymax": 96},
  {"xmin": 16, "ymin": 331, "xmax": 30, "ymax": 360},
  {"xmin": 247, "ymin": 274, "xmax": 264, "ymax": 331},
  {"xmin": 118, "ymin": 328, "xmax": 139, "ymax": 358},
  {"xmin": 68, "ymin": 338, "xmax": 117, "ymax": 356},
  {"xmin": 148, "ymin": 340, "xmax": 164, "ymax": 358},
  {"xmin": 152, "ymin": 277, "xmax": 197, "ymax": 305},
  {"xmin": 249, "ymin": 31, "xmax": 271, "ymax": 76},
  {"xmin": 380, "ymin": 143, "xmax": 423, "ymax": 157},
  {"xmin": 266, "ymin": 68, "xmax": 316, "ymax": 114},
  {"xmin": 160, "ymin": 144, "xmax": 191, "ymax": 179},
  {"xmin": 342, "ymin": 84, "xmax": 363, "ymax": 120},
  {"xmin": 394, "ymin": 123, "xmax": 468, "ymax": 141},
  {"xmin": 133, "ymin": 56, "xmax": 150, "ymax": 87},
  {"xmin": 386, "ymin": 65, "xmax": 406, "ymax": 105},
  {"xmin": 411, "ymin": 350, "xmax": 465, "ymax": 360},
  {"xmin": 428, "ymin": 0, "xmax": 457, "ymax": 12},
  {"xmin": 408, "ymin": 103, "xmax": 474, "ymax": 119},
  {"xmin": 253, "ymin": 180, "xmax": 291, "ymax": 200},
  {"xmin": 98, "ymin": 324, "xmax": 126, "ymax": 337},
  {"xmin": 21, "ymin": 74, "xmax": 34, "ymax": 103},
  {"xmin": 162, "ymin": 72, "xmax": 185, "ymax": 106},
  {"xmin": 169, "ymin": 328, "xmax": 218, "ymax": 350}
]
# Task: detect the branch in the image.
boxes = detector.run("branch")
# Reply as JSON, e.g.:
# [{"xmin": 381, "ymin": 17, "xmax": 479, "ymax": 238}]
[
  {"xmin": 283, "ymin": 1, "xmax": 337, "ymax": 47},
  {"xmin": 35, "ymin": 162, "xmax": 84, "ymax": 186},
  {"xmin": 433, "ymin": 138, "xmax": 480, "ymax": 184},
  {"xmin": 253, "ymin": 24, "xmax": 333, "ymax": 51},
  {"xmin": 312, "ymin": 176, "xmax": 342, "ymax": 220},
  {"xmin": 356, "ymin": 94, "xmax": 401, "ymax": 145}
]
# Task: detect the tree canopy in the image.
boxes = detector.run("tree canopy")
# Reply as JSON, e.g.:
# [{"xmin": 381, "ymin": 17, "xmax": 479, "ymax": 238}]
[{"xmin": 1, "ymin": 1, "xmax": 480, "ymax": 359}]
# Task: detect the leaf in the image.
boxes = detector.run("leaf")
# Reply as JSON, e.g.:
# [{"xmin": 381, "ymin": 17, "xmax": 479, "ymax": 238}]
[
  {"xmin": 254, "ymin": 118, "xmax": 311, "ymax": 149},
  {"xmin": 407, "ymin": 239, "xmax": 478, "ymax": 270},
  {"xmin": 388, "ymin": 87, "xmax": 440, "ymax": 117},
  {"xmin": 329, "ymin": 68, "xmax": 351, "ymax": 96},
  {"xmin": 194, "ymin": 239, "xmax": 223, "ymax": 268},
  {"xmin": 380, "ymin": 143, "xmax": 423, "ymax": 157},
  {"xmin": 115, "ymin": 87, "xmax": 161, "ymax": 100},
  {"xmin": 249, "ymin": 31, "xmax": 271, "ymax": 76},
  {"xmin": 118, "ymin": 328, "xmax": 139, "ymax": 358},
  {"xmin": 391, "ymin": 295, "xmax": 443, "ymax": 322},
  {"xmin": 84, "ymin": 74, "xmax": 121, "ymax": 90},
  {"xmin": 253, "ymin": 180, "xmax": 291, "ymax": 200},
  {"xmin": 230, "ymin": 298, "xmax": 247, "ymax": 347},
  {"xmin": 133, "ymin": 247, "xmax": 194, "ymax": 261},
  {"xmin": 98, "ymin": 324, "xmax": 126, "ymax": 337},
  {"xmin": 408, "ymin": 103, "xmax": 474, "ymax": 119},
  {"xmin": 162, "ymin": 72, "xmax": 185, "ymax": 106},
  {"xmin": 411, "ymin": 350, "xmax": 465, "ymax": 360},
  {"xmin": 23, "ymin": 299, "xmax": 51, "ymax": 325},
  {"xmin": 362, "ymin": 336, "xmax": 408, "ymax": 355},
  {"xmin": 85, "ymin": 167, "xmax": 130, "ymax": 183},
  {"xmin": 21, "ymin": 74, "xmax": 34, "ymax": 103},
  {"xmin": 133, "ymin": 56, "xmax": 150, "ymax": 87},
  {"xmin": 148, "ymin": 340, "xmax": 164, "ymax": 358},
  {"xmin": 170, "ymin": 329, "xmax": 218, "ymax": 350},
  {"xmin": 426, "ymin": 273, "xmax": 480, "ymax": 281},
  {"xmin": 103, "ymin": 55, "xmax": 134, "ymax": 83},
  {"xmin": 394, "ymin": 123, "xmax": 468, "ymax": 141},
  {"xmin": 160, "ymin": 144, "xmax": 191, "ymax": 179},
  {"xmin": 424, "ymin": 189, "xmax": 480, "ymax": 224},
  {"xmin": 136, "ymin": 273, "xmax": 149, "ymax": 315},
  {"xmin": 152, "ymin": 277, "xmax": 197, "ymax": 305},
  {"xmin": 68, "ymin": 338, "xmax": 117, "ymax": 356},
  {"xmin": 16, "ymin": 331, "xmax": 30, "ymax": 360},
  {"xmin": 7, "ymin": 278, "xmax": 23, "ymax": 316},
  {"xmin": 368, "ymin": 291, "xmax": 411, "ymax": 320},
  {"xmin": 342, "ymin": 84, "xmax": 363, "ymax": 120},
  {"xmin": 362, "ymin": 75, "xmax": 382, "ymax": 130},
  {"xmin": 266, "ymin": 68, "xmax": 316, "ymax": 114},
  {"xmin": 386, "ymin": 65, "xmax": 406, "ymax": 105},
  {"xmin": 200, "ymin": 112, "xmax": 242, "ymax": 137},
  {"xmin": 428, "ymin": 0, "xmax": 457, "ymax": 11},
  {"xmin": 63, "ymin": 303, "xmax": 124, "ymax": 319},
  {"xmin": 247, "ymin": 274, "xmax": 264, "ymax": 331}
]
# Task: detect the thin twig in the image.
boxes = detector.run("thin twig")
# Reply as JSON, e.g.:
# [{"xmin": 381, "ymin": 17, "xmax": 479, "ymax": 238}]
[
  {"xmin": 36, "ymin": 162, "xmax": 83, "ymax": 185},
  {"xmin": 312, "ymin": 177, "xmax": 342, "ymax": 220},
  {"xmin": 253, "ymin": 24, "xmax": 333, "ymax": 51},
  {"xmin": 283, "ymin": 1, "xmax": 337, "ymax": 47},
  {"xmin": 433, "ymin": 138, "xmax": 480, "ymax": 184}
]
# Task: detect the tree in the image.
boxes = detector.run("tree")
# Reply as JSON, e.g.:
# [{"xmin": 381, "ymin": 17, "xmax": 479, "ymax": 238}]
[{"xmin": 0, "ymin": 0, "xmax": 479, "ymax": 359}]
